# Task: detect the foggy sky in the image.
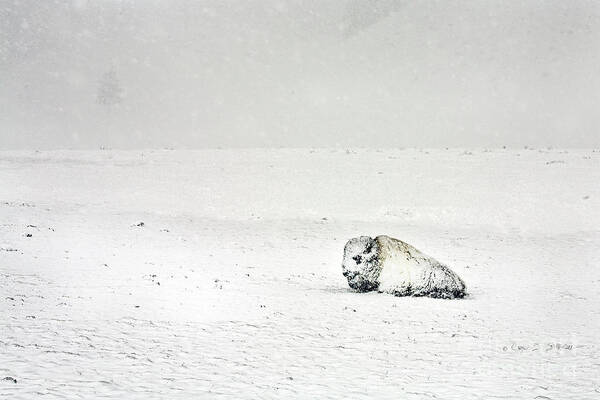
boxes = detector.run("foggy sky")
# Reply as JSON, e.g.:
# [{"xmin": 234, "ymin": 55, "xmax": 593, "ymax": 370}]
[{"xmin": 1, "ymin": 0, "xmax": 599, "ymax": 149}]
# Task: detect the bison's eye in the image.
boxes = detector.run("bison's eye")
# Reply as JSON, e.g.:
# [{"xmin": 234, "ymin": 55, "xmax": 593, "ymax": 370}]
[
  {"xmin": 365, "ymin": 242, "xmax": 373, "ymax": 253},
  {"xmin": 352, "ymin": 254, "xmax": 363, "ymax": 264}
]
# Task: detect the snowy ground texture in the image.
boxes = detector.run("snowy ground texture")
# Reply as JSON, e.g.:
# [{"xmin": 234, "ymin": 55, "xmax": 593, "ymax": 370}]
[{"xmin": 1, "ymin": 148, "xmax": 599, "ymax": 399}]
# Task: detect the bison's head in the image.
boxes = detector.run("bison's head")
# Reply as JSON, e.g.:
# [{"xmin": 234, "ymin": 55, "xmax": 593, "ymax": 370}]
[{"xmin": 341, "ymin": 236, "xmax": 381, "ymax": 292}]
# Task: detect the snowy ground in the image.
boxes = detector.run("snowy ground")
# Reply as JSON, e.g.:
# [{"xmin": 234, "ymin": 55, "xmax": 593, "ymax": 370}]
[{"xmin": 1, "ymin": 148, "xmax": 599, "ymax": 399}]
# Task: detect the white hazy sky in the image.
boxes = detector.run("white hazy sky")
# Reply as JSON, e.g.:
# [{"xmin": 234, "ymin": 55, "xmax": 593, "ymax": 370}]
[{"xmin": 1, "ymin": 0, "xmax": 599, "ymax": 148}]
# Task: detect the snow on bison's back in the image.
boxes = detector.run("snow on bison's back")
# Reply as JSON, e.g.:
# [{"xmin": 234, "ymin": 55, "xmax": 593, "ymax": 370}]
[{"xmin": 342, "ymin": 235, "xmax": 466, "ymax": 299}]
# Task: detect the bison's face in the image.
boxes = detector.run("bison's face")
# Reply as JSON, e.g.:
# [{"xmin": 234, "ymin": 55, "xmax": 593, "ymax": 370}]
[{"xmin": 342, "ymin": 236, "xmax": 381, "ymax": 292}]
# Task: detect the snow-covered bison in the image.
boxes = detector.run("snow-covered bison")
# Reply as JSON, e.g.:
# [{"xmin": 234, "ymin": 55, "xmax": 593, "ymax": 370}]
[{"xmin": 342, "ymin": 235, "xmax": 466, "ymax": 299}]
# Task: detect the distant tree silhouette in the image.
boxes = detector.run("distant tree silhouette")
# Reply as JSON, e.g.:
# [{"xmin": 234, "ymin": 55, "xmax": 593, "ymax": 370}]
[
  {"xmin": 343, "ymin": 0, "xmax": 402, "ymax": 38},
  {"xmin": 97, "ymin": 68, "xmax": 123, "ymax": 106}
]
